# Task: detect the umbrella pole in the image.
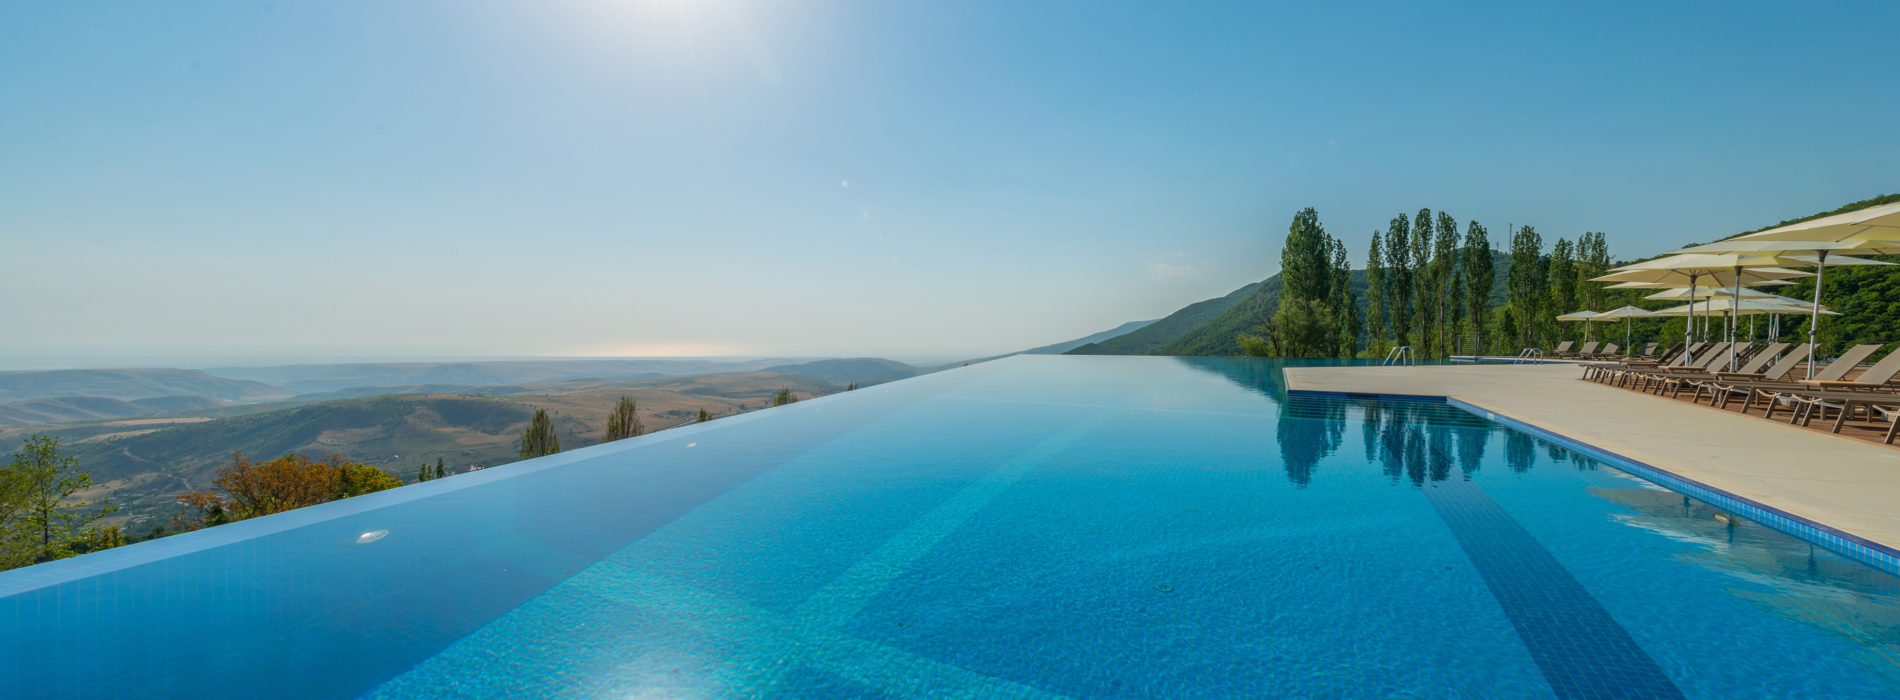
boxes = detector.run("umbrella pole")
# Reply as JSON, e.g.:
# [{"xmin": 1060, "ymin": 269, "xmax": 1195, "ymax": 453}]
[
  {"xmin": 1729, "ymin": 265, "xmax": 1741, "ymax": 371},
  {"xmin": 1807, "ymin": 252, "xmax": 1827, "ymax": 379},
  {"xmin": 1683, "ymin": 274, "xmax": 1697, "ymax": 366}
]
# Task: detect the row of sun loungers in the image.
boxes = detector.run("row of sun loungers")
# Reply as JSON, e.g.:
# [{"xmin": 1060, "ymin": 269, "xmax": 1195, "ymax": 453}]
[{"xmin": 1580, "ymin": 342, "xmax": 1900, "ymax": 444}]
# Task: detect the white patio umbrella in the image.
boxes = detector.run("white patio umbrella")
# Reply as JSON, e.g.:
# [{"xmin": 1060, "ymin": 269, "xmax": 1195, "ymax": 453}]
[
  {"xmin": 1646, "ymin": 298, "xmax": 1838, "ymax": 317},
  {"xmin": 1591, "ymin": 305, "xmax": 1653, "ymax": 349},
  {"xmin": 1592, "ymin": 259, "xmax": 1813, "ymax": 368},
  {"xmin": 1555, "ymin": 310, "xmax": 1603, "ymax": 342},
  {"xmin": 1672, "ymin": 236, "xmax": 1900, "ymax": 378}
]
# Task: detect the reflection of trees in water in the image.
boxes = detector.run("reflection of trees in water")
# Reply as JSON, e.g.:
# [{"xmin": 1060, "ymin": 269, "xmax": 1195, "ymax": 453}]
[
  {"xmin": 1277, "ymin": 397, "xmax": 1344, "ymax": 487},
  {"xmin": 1170, "ymin": 357, "xmax": 1289, "ymax": 401},
  {"xmin": 1504, "ymin": 430, "xmax": 1536, "ymax": 473},
  {"xmin": 1360, "ymin": 402, "xmax": 1383, "ymax": 468},
  {"xmin": 1427, "ymin": 423, "xmax": 1452, "ymax": 483},
  {"xmin": 1455, "ymin": 427, "xmax": 1487, "ymax": 478}
]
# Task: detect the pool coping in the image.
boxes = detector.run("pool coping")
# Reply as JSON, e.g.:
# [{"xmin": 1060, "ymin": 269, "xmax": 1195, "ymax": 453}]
[{"xmin": 1287, "ymin": 385, "xmax": 1900, "ymax": 577}]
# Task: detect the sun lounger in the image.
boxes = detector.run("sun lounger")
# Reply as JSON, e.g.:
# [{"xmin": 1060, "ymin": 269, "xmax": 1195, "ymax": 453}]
[
  {"xmin": 1679, "ymin": 343, "xmax": 1789, "ymax": 404},
  {"xmin": 1717, "ymin": 344, "xmax": 1883, "ymax": 418},
  {"xmin": 1550, "ymin": 340, "xmax": 1576, "ymax": 357},
  {"xmin": 1689, "ymin": 344, "xmax": 1810, "ymax": 408}
]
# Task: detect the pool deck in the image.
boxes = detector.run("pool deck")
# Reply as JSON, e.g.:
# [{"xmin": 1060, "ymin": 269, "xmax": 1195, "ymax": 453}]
[{"xmin": 1284, "ymin": 363, "xmax": 1900, "ymax": 552}]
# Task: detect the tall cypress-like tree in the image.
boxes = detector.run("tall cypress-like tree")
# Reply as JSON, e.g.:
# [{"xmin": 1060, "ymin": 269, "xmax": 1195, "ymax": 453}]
[
  {"xmin": 1463, "ymin": 221, "xmax": 1494, "ymax": 355},
  {"xmin": 1547, "ymin": 238, "xmax": 1578, "ymax": 340},
  {"xmin": 1507, "ymin": 225, "xmax": 1545, "ymax": 350},
  {"xmin": 1446, "ymin": 267, "xmax": 1467, "ymax": 354},
  {"xmin": 696, "ymin": 408, "xmax": 713, "ymax": 423},
  {"xmin": 603, "ymin": 396, "xmax": 643, "ymax": 442},
  {"xmin": 1366, "ymin": 233, "xmax": 1387, "ymax": 357},
  {"xmin": 1410, "ymin": 208, "xmax": 1434, "ymax": 353},
  {"xmin": 1331, "ymin": 238, "xmax": 1356, "ymax": 357},
  {"xmin": 1576, "ymin": 232, "xmax": 1611, "ymax": 311},
  {"xmin": 519, "ymin": 409, "xmax": 562, "ymax": 459},
  {"xmin": 1383, "ymin": 214, "xmax": 1413, "ymax": 351},
  {"xmin": 1431, "ymin": 212, "xmax": 1459, "ymax": 357}
]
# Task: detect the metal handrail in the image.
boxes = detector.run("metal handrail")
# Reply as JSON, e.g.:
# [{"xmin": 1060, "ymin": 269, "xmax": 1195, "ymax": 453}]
[
  {"xmin": 1514, "ymin": 348, "xmax": 1544, "ymax": 364},
  {"xmin": 1384, "ymin": 346, "xmax": 1415, "ymax": 366}
]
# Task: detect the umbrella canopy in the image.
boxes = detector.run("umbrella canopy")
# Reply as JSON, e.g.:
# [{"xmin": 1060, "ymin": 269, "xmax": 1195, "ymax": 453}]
[
  {"xmin": 1685, "ymin": 219, "xmax": 1900, "ymax": 377},
  {"xmin": 1555, "ymin": 310, "xmax": 1601, "ymax": 321},
  {"xmin": 1640, "ymin": 287, "xmax": 1805, "ymax": 303},
  {"xmin": 1729, "ymin": 201, "xmax": 1900, "ymax": 243},
  {"xmin": 1589, "ymin": 265, "xmax": 1811, "ymax": 286},
  {"xmin": 1673, "ymin": 238, "xmax": 1900, "ymax": 256},
  {"xmin": 1591, "ymin": 305, "xmax": 1653, "ymax": 346},
  {"xmin": 1591, "ymin": 257, "xmax": 1815, "ymax": 368},
  {"xmin": 1647, "ymin": 298, "xmax": 1838, "ymax": 317}
]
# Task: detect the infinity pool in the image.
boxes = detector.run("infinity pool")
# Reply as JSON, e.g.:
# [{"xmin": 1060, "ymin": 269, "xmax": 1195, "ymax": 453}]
[{"xmin": 3, "ymin": 356, "xmax": 1897, "ymax": 698}]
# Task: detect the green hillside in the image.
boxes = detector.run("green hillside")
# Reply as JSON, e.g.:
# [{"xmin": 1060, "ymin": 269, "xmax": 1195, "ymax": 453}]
[{"xmin": 1066, "ymin": 281, "xmax": 1264, "ymax": 355}]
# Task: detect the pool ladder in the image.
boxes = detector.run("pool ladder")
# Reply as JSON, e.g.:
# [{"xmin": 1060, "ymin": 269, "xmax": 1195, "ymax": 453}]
[
  {"xmin": 1513, "ymin": 348, "xmax": 1544, "ymax": 364},
  {"xmin": 1383, "ymin": 346, "xmax": 1415, "ymax": 366}
]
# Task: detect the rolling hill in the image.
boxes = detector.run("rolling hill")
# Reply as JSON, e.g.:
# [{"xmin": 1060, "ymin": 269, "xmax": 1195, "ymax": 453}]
[
  {"xmin": 21, "ymin": 371, "xmax": 840, "ymax": 528},
  {"xmin": 0, "ymin": 368, "xmax": 288, "ymax": 404},
  {"xmin": 200, "ymin": 359, "xmax": 783, "ymax": 393},
  {"xmin": 762, "ymin": 358, "xmax": 918, "ymax": 386},
  {"xmin": 1065, "ymin": 281, "xmax": 1265, "ymax": 355},
  {"xmin": 0, "ymin": 395, "xmax": 224, "ymax": 426}
]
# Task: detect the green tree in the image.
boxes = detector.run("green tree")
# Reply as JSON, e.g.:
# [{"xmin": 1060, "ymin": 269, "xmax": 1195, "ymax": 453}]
[
  {"xmin": 1240, "ymin": 297, "xmax": 1336, "ymax": 358},
  {"xmin": 1383, "ymin": 214, "xmax": 1413, "ymax": 350},
  {"xmin": 772, "ymin": 388, "xmax": 798, "ymax": 406},
  {"xmin": 1507, "ymin": 225, "xmax": 1546, "ymax": 350},
  {"xmin": 1547, "ymin": 237, "xmax": 1578, "ymax": 340},
  {"xmin": 1577, "ymin": 231, "xmax": 1611, "ymax": 311},
  {"xmin": 416, "ymin": 463, "xmax": 432, "ymax": 482},
  {"xmin": 697, "ymin": 408, "xmax": 713, "ymax": 423},
  {"xmin": 604, "ymin": 396, "xmax": 643, "ymax": 442},
  {"xmin": 1432, "ymin": 212, "xmax": 1459, "ymax": 357},
  {"xmin": 1331, "ymin": 237, "xmax": 1357, "ymax": 357},
  {"xmin": 436, "ymin": 457, "xmax": 447, "ymax": 479},
  {"xmin": 1463, "ymin": 221, "xmax": 1494, "ymax": 355},
  {"xmin": 1366, "ymin": 232, "xmax": 1387, "ymax": 356},
  {"xmin": 1281, "ymin": 207, "xmax": 1335, "ymax": 302},
  {"xmin": 4, "ymin": 434, "xmax": 115, "ymax": 566},
  {"xmin": 1410, "ymin": 208, "xmax": 1435, "ymax": 352},
  {"xmin": 519, "ymin": 408, "xmax": 562, "ymax": 459},
  {"xmin": 336, "ymin": 462, "xmax": 403, "ymax": 499}
]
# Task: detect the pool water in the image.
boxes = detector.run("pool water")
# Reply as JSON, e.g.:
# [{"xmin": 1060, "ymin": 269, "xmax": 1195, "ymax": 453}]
[{"xmin": 2, "ymin": 356, "xmax": 1897, "ymax": 698}]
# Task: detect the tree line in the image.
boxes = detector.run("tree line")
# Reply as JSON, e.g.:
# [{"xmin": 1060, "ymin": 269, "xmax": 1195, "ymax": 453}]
[{"xmin": 1243, "ymin": 207, "xmax": 1617, "ymax": 358}]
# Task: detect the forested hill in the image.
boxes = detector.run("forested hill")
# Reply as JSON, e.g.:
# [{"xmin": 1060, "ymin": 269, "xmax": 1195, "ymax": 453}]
[
  {"xmin": 1066, "ymin": 281, "xmax": 1265, "ymax": 355},
  {"xmin": 1071, "ymin": 252, "xmax": 1511, "ymax": 357}
]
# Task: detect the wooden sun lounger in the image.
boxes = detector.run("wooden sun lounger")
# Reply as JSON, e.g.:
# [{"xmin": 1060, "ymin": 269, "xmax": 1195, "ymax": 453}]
[
  {"xmin": 1688, "ymin": 343, "xmax": 1810, "ymax": 408},
  {"xmin": 1712, "ymin": 344, "xmax": 1883, "ymax": 417}
]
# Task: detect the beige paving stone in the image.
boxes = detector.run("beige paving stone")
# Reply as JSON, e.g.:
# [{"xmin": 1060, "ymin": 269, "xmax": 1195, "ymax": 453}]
[{"xmin": 1284, "ymin": 363, "xmax": 1900, "ymax": 549}]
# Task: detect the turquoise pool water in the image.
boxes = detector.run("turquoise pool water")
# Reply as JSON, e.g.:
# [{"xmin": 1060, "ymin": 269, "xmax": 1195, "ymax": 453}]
[{"xmin": 2, "ymin": 356, "xmax": 1897, "ymax": 698}]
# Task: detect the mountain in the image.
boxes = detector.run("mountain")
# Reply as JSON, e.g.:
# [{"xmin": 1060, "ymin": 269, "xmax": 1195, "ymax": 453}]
[
  {"xmin": 0, "ymin": 368, "xmax": 288, "ymax": 404},
  {"xmin": 0, "ymin": 395, "xmax": 227, "ymax": 426},
  {"xmin": 762, "ymin": 358, "xmax": 918, "ymax": 387},
  {"xmin": 1018, "ymin": 320, "xmax": 1157, "ymax": 355},
  {"xmin": 201, "ymin": 359, "xmax": 782, "ymax": 393},
  {"xmin": 1065, "ymin": 282, "xmax": 1265, "ymax": 355}
]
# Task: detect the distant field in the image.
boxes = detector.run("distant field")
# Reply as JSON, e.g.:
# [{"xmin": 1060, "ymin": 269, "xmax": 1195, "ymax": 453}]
[{"xmin": 3, "ymin": 371, "xmax": 840, "ymax": 531}]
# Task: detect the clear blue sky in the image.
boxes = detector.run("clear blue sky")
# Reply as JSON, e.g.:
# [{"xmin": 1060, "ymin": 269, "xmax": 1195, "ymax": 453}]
[{"xmin": 3, "ymin": 0, "xmax": 1895, "ymax": 364}]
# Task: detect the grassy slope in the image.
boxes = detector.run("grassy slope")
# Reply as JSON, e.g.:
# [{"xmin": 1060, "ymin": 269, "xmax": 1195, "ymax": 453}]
[{"xmin": 1065, "ymin": 281, "xmax": 1264, "ymax": 355}]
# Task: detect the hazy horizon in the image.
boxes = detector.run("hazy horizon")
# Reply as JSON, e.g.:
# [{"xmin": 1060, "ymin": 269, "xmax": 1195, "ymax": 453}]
[{"xmin": 5, "ymin": 1, "xmax": 1897, "ymax": 362}]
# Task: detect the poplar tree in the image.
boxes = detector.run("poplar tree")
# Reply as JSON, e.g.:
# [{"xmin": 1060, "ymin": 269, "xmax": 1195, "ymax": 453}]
[
  {"xmin": 436, "ymin": 457, "xmax": 446, "ymax": 479},
  {"xmin": 1410, "ymin": 208, "xmax": 1435, "ymax": 353},
  {"xmin": 603, "ymin": 396, "xmax": 643, "ymax": 442},
  {"xmin": 1366, "ymin": 233, "xmax": 1387, "ymax": 356},
  {"xmin": 1547, "ymin": 238, "xmax": 1578, "ymax": 340},
  {"xmin": 1382, "ymin": 214, "xmax": 1413, "ymax": 350},
  {"xmin": 1463, "ymin": 221, "xmax": 1494, "ymax": 355},
  {"xmin": 519, "ymin": 409, "xmax": 562, "ymax": 459},
  {"xmin": 1331, "ymin": 238, "xmax": 1356, "ymax": 357},
  {"xmin": 1432, "ymin": 212, "xmax": 1459, "ymax": 357},
  {"xmin": 1507, "ymin": 225, "xmax": 1545, "ymax": 350},
  {"xmin": 1577, "ymin": 232, "xmax": 1611, "ymax": 311},
  {"xmin": 697, "ymin": 408, "xmax": 713, "ymax": 423}
]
